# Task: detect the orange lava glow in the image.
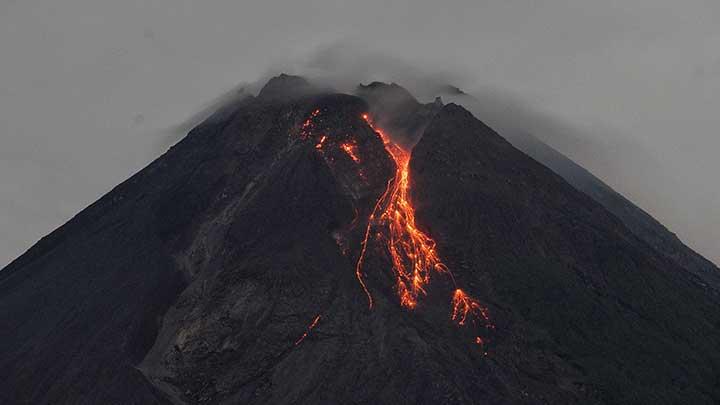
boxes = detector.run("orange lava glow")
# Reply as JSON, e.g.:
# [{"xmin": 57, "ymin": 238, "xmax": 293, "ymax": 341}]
[
  {"xmin": 359, "ymin": 114, "xmax": 494, "ymax": 344},
  {"xmin": 301, "ymin": 109, "xmax": 321, "ymax": 139},
  {"xmin": 315, "ymin": 135, "xmax": 327, "ymax": 149},
  {"xmin": 355, "ymin": 177, "xmax": 394, "ymax": 309},
  {"xmin": 451, "ymin": 288, "xmax": 491, "ymax": 326},
  {"xmin": 340, "ymin": 141, "xmax": 361, "ymax": 163},
  {"xmin": 297, "ymin": 110, "xmax": 493, "ymax": 348},
  {"xmin": 359, "ymin": 115, "xmax": 450, "ymax": 309},
  {"xmin": 294, "ymin": 315, "xmax": 321, "ymax": 346}
]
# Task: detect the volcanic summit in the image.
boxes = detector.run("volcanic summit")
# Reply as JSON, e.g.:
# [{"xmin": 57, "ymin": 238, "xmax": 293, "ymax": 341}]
[{"xmin": 1, "ymin": 75, "xmax": 719, "ymax": 405}]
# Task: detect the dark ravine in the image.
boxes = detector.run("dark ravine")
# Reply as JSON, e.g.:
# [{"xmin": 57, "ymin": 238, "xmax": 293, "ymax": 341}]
[{"xmin": 1, "ymin": 75, "xmax": 718, "ymax": 404}]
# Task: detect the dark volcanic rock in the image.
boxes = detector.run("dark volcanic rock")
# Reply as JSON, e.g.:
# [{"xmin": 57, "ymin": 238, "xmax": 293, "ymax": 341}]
[
  {"xmin": 434, "ymin": 88, "xmax": 720, "ymax": 294},
  {"xmin": 410, "ymin": 103, "xmax": 720, "ymax": 404},
  {"xmin": 1, "ymin": 77, "xmax": 719, "ymax": 405},
  {"xmin": 509, "ymin": 129, "xmax": 720, "ymax": 292},
  {"xmin": 257, "ymin": 74, "xmax": 319, "ymax": 102},
  {"xmin": 356, "ymin": 81, "xmax": 442, "ymax": 148}
]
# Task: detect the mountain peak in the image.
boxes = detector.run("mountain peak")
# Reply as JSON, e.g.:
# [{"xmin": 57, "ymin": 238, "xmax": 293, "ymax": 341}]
[
  {"xmin": 2, "ymin": 76, "xmax": 719, "ymax": 405},
  {"xmin": 438, "ymin": 84, "xmax": 466, "ymax": 95},
  {"xmin": 257, "ymin": 73, "xmax": 317, "ymax": 101},
  {"xmin": 356, "ymin": 81, "xmax": 419, "ymax": 106}
]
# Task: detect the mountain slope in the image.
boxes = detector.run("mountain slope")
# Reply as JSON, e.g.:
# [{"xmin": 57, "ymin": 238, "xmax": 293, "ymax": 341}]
[
  {"xmin": 411, "ymin": 104, "xmax": 720, "ymax": 403},
  {"xmin": 1, "ymin": 76, "xmax": 718, "ymax": 404},
  {"xmin": 508, "ymin": 129, "xmax": 720, "ymax": 291},
  {"xmin": 437, "ymin": 91, "xmax": 720, "ymax": 292}
]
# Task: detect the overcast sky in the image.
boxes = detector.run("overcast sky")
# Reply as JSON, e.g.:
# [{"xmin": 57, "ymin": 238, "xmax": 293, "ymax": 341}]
[{"xmin": 1, "ymin": 0, "xmax": 719, "ymax": 267}]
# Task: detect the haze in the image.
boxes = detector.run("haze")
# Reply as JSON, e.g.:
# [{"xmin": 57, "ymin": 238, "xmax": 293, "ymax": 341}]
[{"xmin": 1, "ymin": 0, "xmax": 719, "ymax": 267}]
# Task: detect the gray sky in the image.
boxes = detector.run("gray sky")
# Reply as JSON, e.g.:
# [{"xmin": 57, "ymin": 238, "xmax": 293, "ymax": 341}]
[{"xmin": 1, "ymin": 0, "xmax": 719, "ymax": 267}]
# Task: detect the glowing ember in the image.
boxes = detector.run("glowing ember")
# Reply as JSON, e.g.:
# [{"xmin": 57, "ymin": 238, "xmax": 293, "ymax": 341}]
[
  {"xmin": 315, "ymin": 135, "xmax": 327, "ymax": 150},
  {"xmin": 340, "ymin": 141, "xmax": 361, "ymax": 163},
  {"xmin": 301, "ymin": 109, "xmax": 322, "ymax": 139},
  {"xmin": 294, "ymin": 315, "xmax": 321, "ymax": 346},
  {"xmin": 451, "ymin": 288, "xmax": 491, "ymax": 326}
]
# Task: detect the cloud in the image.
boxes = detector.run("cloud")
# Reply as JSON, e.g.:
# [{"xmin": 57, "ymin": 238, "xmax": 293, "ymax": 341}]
[{"xmin": 1, "ymin": 0, "xmax": 719, "ymax": 268}]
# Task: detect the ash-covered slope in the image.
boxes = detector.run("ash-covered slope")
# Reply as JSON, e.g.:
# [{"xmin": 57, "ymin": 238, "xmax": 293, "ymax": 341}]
[
  {"xmin": 508, "ymin": 130, "xmax": 720, "ymax": 291},
  {"xmin": 1, "ymin": 76, "xmax": 719, "ymax": 405},
  {"xmin": 410, "ymin": 104, "xmax": 720, "ymax": 404},
  {"xmin": 356, "ymin": 81, "xmax": 443, "ymax": 147},
  {"xmin": 435, "ymin": 90, "xmax": 720, "ymax": 292}
]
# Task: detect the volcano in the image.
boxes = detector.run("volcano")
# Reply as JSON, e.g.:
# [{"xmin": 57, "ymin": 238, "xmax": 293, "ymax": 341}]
[{"xmin": 1, "ymin": 75, "xmax": 719, "ymax": 404}]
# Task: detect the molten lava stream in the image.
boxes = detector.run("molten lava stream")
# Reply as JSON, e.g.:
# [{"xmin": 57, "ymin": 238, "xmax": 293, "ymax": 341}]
[
  {"xmin": 294, "ymin": 315, "xmax": 321, "ymax": 346},
  {"xmin": 356, "ymin": 114, "xmax": 493, "ymax": 345},
  {"xmin": 298, "ymin": 108, "xmax": 492, "ymax": 347}
]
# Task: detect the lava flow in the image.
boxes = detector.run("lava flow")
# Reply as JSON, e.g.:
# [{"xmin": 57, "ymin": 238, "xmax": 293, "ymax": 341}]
[
  {"xmin": 357, "ymin": 114, "xmax": 494, "ymax": 344},
  {"xmin": 356, "ymin": 114, "xmax": 448, "ymax": 310},
  {"xmin": 294, "ymin": 315, "xmax": 321, "ymax": 346},
  {"xmin": 297, "ymin": 108, "xmax": 493, "ymax": 347}
]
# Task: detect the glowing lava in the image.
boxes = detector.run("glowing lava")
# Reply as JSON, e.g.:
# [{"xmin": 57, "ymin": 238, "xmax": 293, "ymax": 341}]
[
  {"xmin": 340, "ymin": 141, "xmax": 361, "ymax": 163},
  {"xmin": 451, "ymin": 288, "xmax": 491, "ymax": 326},
  {"xmin": 315, "ymin": 135, "xmax": 327, "ymax": 149},
  {"xmin": 294, "ymin": 315, "xmax": 321, "ymax": 346},
  {"xmin": 357, "ymin": 115, "xmax": 448, "ymax": 309},
  {"xmin": 297, "ymin": 109, "xmax": 493, "ymax": 348},
  {"xmin": 301, "ymin": 109, "xmax": 321, "ymax": 139},
  {"xmin": 358, "ymin": 113, "xmax": 494, "ymax": 344}
]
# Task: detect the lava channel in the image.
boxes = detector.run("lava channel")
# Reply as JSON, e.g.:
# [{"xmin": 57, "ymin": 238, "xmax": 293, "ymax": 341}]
[
  {"xmin": 356, "ymin": 113, "xmax": 494, "ymax": 345},
  {"xmin": 298, "ymin": 109, "xmax": 494, "ymax": 347},
  {"xmin": 295, "ymin": 315, "xmax": 321, "ymax": 346}
]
